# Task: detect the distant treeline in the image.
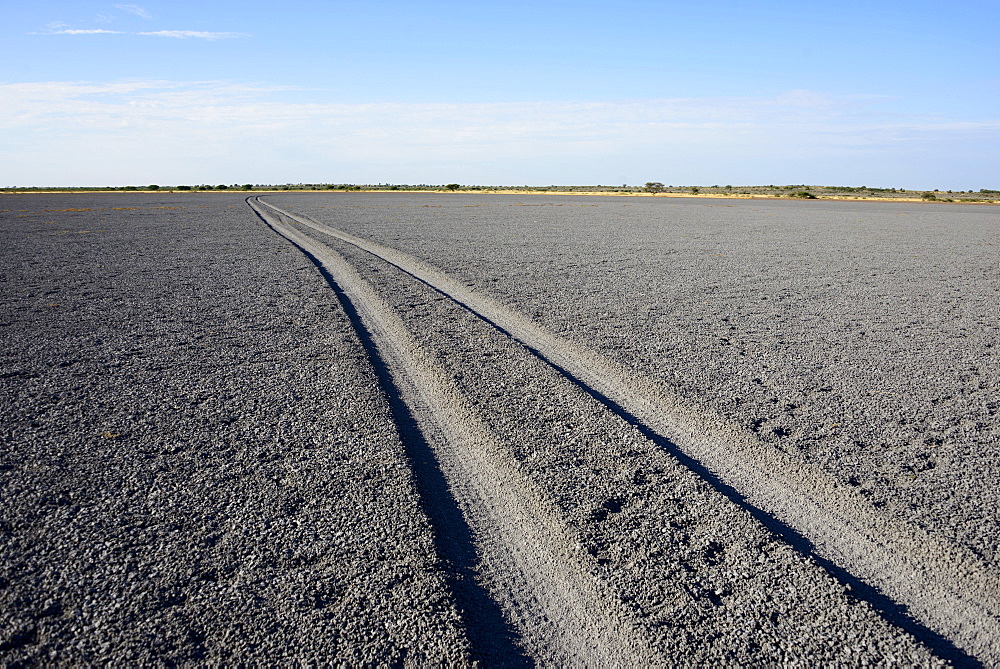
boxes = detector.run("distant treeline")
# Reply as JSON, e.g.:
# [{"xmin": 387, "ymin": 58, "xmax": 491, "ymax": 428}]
[{"xmin": 2, "ymin": 183, "xmax": 997, "ymax": 202}]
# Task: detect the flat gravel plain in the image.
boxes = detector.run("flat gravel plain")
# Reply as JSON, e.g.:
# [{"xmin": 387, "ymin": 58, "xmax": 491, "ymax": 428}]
[
  {"xmin": 270, "ymin": 193, "xmax": 1000, "ymax": 566},
  {"xmin": 0, "ymin": 194, "xmax": 471, "ymax": 664},
  {"xmin": 2, "ymin": 191, "xmax": 997, "ymax": 665}
]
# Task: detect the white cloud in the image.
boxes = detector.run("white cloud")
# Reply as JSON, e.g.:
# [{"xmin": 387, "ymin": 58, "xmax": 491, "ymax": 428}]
[
  {"xmin": 45, "ymin": 28, "xmax": 122, "ymax": 35},
  {"xmin": 115, "ymin": 4, "xmax": 153, "ymax": 19},
  {"xmin": 34, "ymin": 17, "xmax": 247, "ymax": 40},
  {"xmin": 0, "ymin": 81, "xmax": 995, "ymax": 188},
  {"xmin": 137, "ymin": 30, "xmax": 247, "ymax": 40}
]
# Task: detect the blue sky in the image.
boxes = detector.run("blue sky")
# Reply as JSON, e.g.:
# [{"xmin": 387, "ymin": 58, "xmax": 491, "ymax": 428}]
[{"xmin": 2, "ymin": 0, "xmax": 997, "ymax": 188}]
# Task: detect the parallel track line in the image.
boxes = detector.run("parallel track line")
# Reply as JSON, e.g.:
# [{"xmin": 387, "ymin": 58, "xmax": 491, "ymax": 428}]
[
  {"xmin": 254, "ymin": 196, "xmax": 1000, "ymax": 664},
  {"xmin": 249, "ymin": 197, "xmax": 660, "ymax": 666}
]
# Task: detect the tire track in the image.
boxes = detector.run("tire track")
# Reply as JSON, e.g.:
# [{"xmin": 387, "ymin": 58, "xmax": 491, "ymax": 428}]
[
  {"xmin": 248, "ymin": 197, "xmax": 661, "ymax": 665},
  {"xmin": 254, "ymin": 196, "xmax": 1000, "ymax": 665}
]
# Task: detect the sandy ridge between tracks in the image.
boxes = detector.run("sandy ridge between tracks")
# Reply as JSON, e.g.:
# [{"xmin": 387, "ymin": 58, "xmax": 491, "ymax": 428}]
[
  {"xmin": 248, "ymin": 197, "xmax": 660, "ymax": 664},
  {"xmin": 253, "ymin": 196, "xmax": 1000, "ymax": 663}
]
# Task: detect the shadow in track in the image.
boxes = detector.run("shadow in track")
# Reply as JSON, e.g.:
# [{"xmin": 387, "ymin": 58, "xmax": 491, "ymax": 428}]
[
  {"xmin": 248, "ymin": 200, "xmax": 529, "ymax": 665},
  {"xmin": 390, "ymin": 261, "xmax": 980, "ymax": 669},
  {"xmin": 535, "ymin": 354, "xmax": 980, "ymax": 669}
]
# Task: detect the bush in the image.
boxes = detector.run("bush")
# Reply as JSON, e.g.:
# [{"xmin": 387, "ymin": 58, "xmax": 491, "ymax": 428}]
[
  {"xmin": 176, "ymin": 185, "xmax": 191, "ymax": 191},
  {"xmin": 921, "ymin": 192, "xmax": 938, "ymax": 201},
  {"xmin": 788, "ymin": 191, "xmax": 817, "ymax": 199},
  {"xmin": 216, "ymin": 184, "xmax": 228, "ymax": 190},
  {"xmin": 644, "ymin": 181, "xmax": 665, "ymax": 193},
  {"xmin": 241, "ymin": 184, "xmax": 252, "ymax": 190},
  {"xmin": 446, "ymin": 183, "xmax": 461, "ymax": 191},
  {"xmin": 148, "ymin": 184, "xmax": 160, "ymax": 190}
]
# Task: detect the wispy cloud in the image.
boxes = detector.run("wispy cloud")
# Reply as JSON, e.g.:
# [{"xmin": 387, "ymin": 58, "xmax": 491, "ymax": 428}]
[
  {"xmin": 48, "ymin": 28, "xmax": 122, "ymax": 35},
  {"xmin": 138, "ymin": 30, "xmax": 247, "ymax": 40},
  {"xmin": 36, "ymin": 27, "xmax": 248, "ymax": 40},
  {"xmin": 115, "ymin": 4, "xmax": 153, "ymax": 19},
  {"xmin": 0, "ymin": 80, "xmax": 995, "ymax": 188}
]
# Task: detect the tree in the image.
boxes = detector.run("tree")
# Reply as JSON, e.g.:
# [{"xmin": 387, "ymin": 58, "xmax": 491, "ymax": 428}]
[
  {"xmin": 446, "ymin": 183, "xmax": 461, "ymax": 191},
  {"xmin": 644, "ymin": 182, "xmax": 665, "ymax": 193},
  {"xmin": 241, "ymin": 184, "xmax": 252, "ymax": 190},
  {"xmin": 148, "ymin": 184, "xmax": 160, "ymax": 190},
  {"xmin": 690, "ymin": 186, "xmax": 700, "ymax": 194}
]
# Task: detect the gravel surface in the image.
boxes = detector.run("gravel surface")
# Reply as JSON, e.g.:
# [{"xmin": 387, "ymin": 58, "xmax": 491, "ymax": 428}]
[
  {"xmin": 269, "ymin": 192, "xmax": 1000, "ymax": 566},
  {"xmin": 296, "ymin": 218, "xmax": 939, "ymax": 664},
  {"xmin": 3, "ymin": 191, "xmax": 995, "ymax": 664},
  {"xmin": 0, "ymin": 194, "xmax": 471, "ymax": 664}
]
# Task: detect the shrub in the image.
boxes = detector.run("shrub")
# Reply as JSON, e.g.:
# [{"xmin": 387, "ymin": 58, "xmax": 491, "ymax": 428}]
[
  {"xmin": 148, "ymin": 184, "xmax": 160, "ymax": 190},
  {"xmin": 921, "ymin": 192, "xmax": 938, "ymax": 200},
  {"xmin": 216, "ymin": 184, "xmax": 228, "ymax": 190},
  {"xmin": 241, "ymin": 184, "xmax": 252, "ymax": 190},
  {"xmin": 788, "ymin": 191, "xmax": 817, "ymax": 199},
  {"xmin": 446, "ymin": 183, "xmax": 461, "ymax": 191},
  {"xmin": 690, "ymin": 187, "xmax": 700, "ymax": 194},
  {"xmin": 176, "ymin": 185, "xmax": 191, "ymax": 191}
]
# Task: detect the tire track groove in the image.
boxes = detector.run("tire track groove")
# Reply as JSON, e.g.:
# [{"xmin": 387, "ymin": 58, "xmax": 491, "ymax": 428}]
[
  {"xmin": 254, "ymin": 196, "xmax": 1000, "ymax": 665},
  {"xmin": 248, "ymin": 197, "xmax": 661, "ymax": 666}
]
